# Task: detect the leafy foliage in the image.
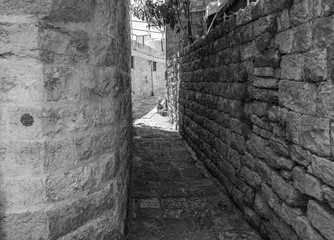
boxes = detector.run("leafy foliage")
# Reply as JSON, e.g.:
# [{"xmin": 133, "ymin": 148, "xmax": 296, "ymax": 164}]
[{"xmin": 131, "ymin": 0, "xmax": 195, "ymax": 44}]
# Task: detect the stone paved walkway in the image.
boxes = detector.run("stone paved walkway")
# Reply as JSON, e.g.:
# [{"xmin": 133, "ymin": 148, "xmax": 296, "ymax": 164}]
[{"xmin": 129, "ymin": 98, "xmax": 263, "ymax": 240}]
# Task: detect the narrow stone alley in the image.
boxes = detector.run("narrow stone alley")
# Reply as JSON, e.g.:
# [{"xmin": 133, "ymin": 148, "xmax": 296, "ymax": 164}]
[{"xmin": 128, "ymin": 97, "xmax": 263, "ymax": 240}]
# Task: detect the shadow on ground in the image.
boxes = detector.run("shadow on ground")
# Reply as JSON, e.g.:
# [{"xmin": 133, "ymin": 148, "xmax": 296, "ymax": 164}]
[{"xmin": 128, "ymin": 99, "xmax": 263, "ymax": 240}]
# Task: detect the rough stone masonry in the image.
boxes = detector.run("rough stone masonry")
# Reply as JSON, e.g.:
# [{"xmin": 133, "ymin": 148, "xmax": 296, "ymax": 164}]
[
  {"xmin": 0, "ymin": 0, "xmax": 132, "ymax": 239},
  {"xmin": 167, "ymin": 0, "xmax": 334, "ymax": 239}
]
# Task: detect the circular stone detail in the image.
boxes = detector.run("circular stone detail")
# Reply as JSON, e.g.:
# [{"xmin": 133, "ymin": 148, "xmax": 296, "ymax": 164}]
[{"xmin": 20, "ymin": 114, "xmax": 34, "ymax": 127}]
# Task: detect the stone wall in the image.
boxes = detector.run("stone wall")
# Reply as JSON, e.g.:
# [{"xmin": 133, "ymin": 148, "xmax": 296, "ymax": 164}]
[
  {"xmin": 131, "ymin": 41, "xmax": 165, "ymax": 102},
  {"xmin": 0, "ymin": 0, "xmax": 132, "ymax": 239},
  {"xmin": 168, "ymin": 0, "xmax": 334, "ymax": 239}
]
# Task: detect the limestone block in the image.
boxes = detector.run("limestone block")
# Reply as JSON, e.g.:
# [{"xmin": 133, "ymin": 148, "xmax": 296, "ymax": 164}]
[
  {"xmin": 313, "ymin": 15, "xmax": 334, "ymax": 48},
  {"xmin": 44, "ymin": 139, "xmax": 77, "ymax": 172},
  {"xmin": 285, "ymin": 111, "xmax": 301, "ymax": 144},
  {"xmin": 277, "ymin": 9, "xmax": 290, "ymax": 32},
  {"xmin": 247, "ymin": 134, "xmax": 267, "ymax": 159},
  {"xmin": 254, "ymin": 67, "xmax": 275, "ymax": 77},
  {"xmin": 253, "ymin": 14, "xmax": 277, "ymax": 37},
  {"xmin": 279, "ymin": 81, "xmax": 317, "ymax": 115},
  {"xmin": 323, "ymin": 186, "xmax": 334, "ymax": 209},
  {"xmin": 299, "ymin": 116, "xmax": 330, "ymax": 157},
  {"xmin": 280, "ymin": 55, "xmax": 305, "ymax": 81},
  {"xmin": 237, "ymin": 23, "xmax": 254, "ymax": 44},
  {"xmin": 292, "ymin": 23, "xmax": 312, "ymax": 53},
  {"xmin": 290, "ymin": 0, "xmax": 321, "ymax": 25},
  {"xmin": 304, "ymin": 49, "xmax": 328, "ymax": 82},
  {"xmin": 254, "ymin": 193, "xmax": 273, "ymax": 219},
  {"xmin": 293, "ymin": 167, "xmax": 323, "ymax": 201},
  {"xmin": 0, "ymin": 23, "xmax": 39, "ymax": 57},
  {"xmin": 8, "ymin": 106, "xmax": 44, "ymax": 140},
  {"xmin": 317, "ymin": 81, "xmax": 334, "ymax": 118},
  {"xmin": 0, "ymin": 62, "xmax": 42, "ymax": 103},
  {"xmin": 271, "ymin": 171, "xmax": 307, "ymax": 206},
  {"xmin": 75, "ymin": 130, "xmax": 116, "ymax": 161},
  {"xmin": 254, "ymin": 48, "xmax": 281, "ymax": 68},
  {"xmin": 228, "ymin": 148, "xmax": 241, "ymax": 171},
  {"xmin": 262, "ymin": 0, "xmax": 293, "ymax": 16},
  {"xmin": 0, "ymin": 141, "xmax": 44, "ymax": 178},
  {"xmin": 45, "ymin": 161, "xmax": 100, "ymax": 201},
  {"xmin": 290, "ymin": 144, "xmax": 312, "ymax": 167},
  {"xmin": 47, "ymin": 182, "xmax": 115, "ymax": 240},
  {"xmin": 321, "ymin": 0, "xmax": 334, "ymax": 16},
  {"xmin": 309, "ymin": 155, "xmax": 334, "ymax": 188},
  {"xmin": 240, "ymin": 166, "xmax": 263, "ymax": 190},
  {"xmin": 275, "ymin": 29, "xmax": 294, "ymax": 54},
  {"xmin": 1, "ymin": 177, "xmax": 45, "ymax": 209},
  {"xmin": 38, "ymin": 28, "xmax": 90, "ymax": 64},
  {"xmin": 255, "ymin": 160, "xmax": 273, "ymax": 184},
  {"xmin": 1, "ymin": 210, "xmax": 49, "ymax": 240},
  {"xmin": 252, "ymin": 77, "xmax": 278, "ymax": 89},
  {"xmin": 43, "ymin": 66, "xmax": 81, "ymax": 102},
  {"xmin": 307, "ymin": 200, "xmax": 334, "ymax": 240},
  {"xmin": 294, "ymin": 216, "xmax": 325, "ymax": 240}
]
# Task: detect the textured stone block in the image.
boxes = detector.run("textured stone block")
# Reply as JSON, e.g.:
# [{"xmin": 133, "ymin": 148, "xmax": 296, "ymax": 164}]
[
  {"xmin": 294, "ymin": 216, "xmax": 325, "ymax": 240},
  {"xmin": 280, "ymin": 55, "xmax": 305, "ymax": 80},
  {"xmin": 304, "ymin": 49, "xmax": 328, "ymax": 82},
  {"xmin": 285, "ymin": 111, "xmax": 301, "ymax": 144},
  {"xmin": 277, "ymin": 9, "xmax": 290, "ymax": 32},
  {"xmin": 264, "ymin": 147, "xmax": 295, "ymax": 170},
  {"xmin": 313, "ymin": 15, "xmax": 334, "ymax": 48},
  {"xmin": 290, "ymin": 144, "xmax": 312, "ymax": 167},
  {"xmin": 241, "ymin": 166, "xmax": 263, "ymax": 190},
  {"xmin": 299, "ymin": 116, "xmax": 330, "ymax": 157},
  {"xmin": 43, "ymin": 66, "xmax": 81, "ymax": 102},
  {"xmin": 272, "ymin": 171, "xmax": 307, "ymax": 206},
  {"xmin": 290, "ymin": 0, "xmax": 321, "ymax": 25},
  {"xmin": 275, "ymin": 29, "xmax": 294, "ymax": 54},
  {"xmin": 317, "ymin": 81, "xmax": 334, "ymax": 118},
  {"xmin": 279, "ymin": 81, "xmax": 317, "ymax": 115},
  {"xmin": 252, "ymin": 77, "xmax": 278, "ymax": 89},
  {"xmin": 262, "ymin": 0, "xmax": 293, "ymax": 15},
  {"xmin": 323, "ymin": 186, "xmax": 334, "ymax": 209},
  {"xmin": 8, "ymin": 106, "xmax": 44, "ymax": 140},
  {"xmin": 0, "ymin": 177, "xmax": 45, "ymax": 209},
  {"xmin": 75, "ymin": 131, "xmax": 116, "ymax": 161},
  {"xmin": 307, "ymin": 200, "xmax": 334, "ymax": 240},
  {"xmin": 0, "ymin": 62, "xmax": 42, "ymax": 103},
  {"xmin": 293, "ymin": 167, "xmax": 323, "ymax": 200},
  {"xmin": 47, "ymin": 183, "xmax": 115, "ymax": 240},
  {"xmin": 254, "ymin": 67, "xmax": 275, "ymax": 77},
  {"xmin": 1, "ymin": 210, "xmax": 49, "ymax": 240},
  {"xmin": 309, "ymin": 155, "xmax": 334, "ymax": 188},
  {"xmin": 292, "ymin": 23, "xmax": 312, "ymax": 53}
]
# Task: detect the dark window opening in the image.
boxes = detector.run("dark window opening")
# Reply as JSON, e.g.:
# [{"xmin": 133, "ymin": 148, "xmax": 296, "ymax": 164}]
[
  {"xmin": 131, "ymin": 56, "xmax": 134, "ymax": 69},
  {"xmin": 153, "ymin": 61, "xmax": 157, "ymax": 71}
]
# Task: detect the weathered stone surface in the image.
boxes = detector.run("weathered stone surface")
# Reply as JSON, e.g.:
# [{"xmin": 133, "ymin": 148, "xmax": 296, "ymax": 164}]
[
  {"xmin": 241, "ymin": 166, "xmax": 263, "ymax": 190},
  {"xmin": 292, "ymin": 23, "xmax": 312, "ymax": 53},
  {"xmin": 290, "ymin": 144, "xmax": 312, "ymax": 167},
  {"xmin": 280, "ymin": 54, "xmax": 304, "ymax": 80},
  {"xmin": 277, "ymin": 9, "xmax": 290, "ymax": 32},
  {"xmin": 299, "ymin": 116, "xmax": 330, "ymax": 157},
  {"xmin": 309, "ymin": 155, "xmax": 334, "ymax": 188},
  {"xmin": 47, "ymin": 182, "xmax": 116, "ymax": 240},
  {"xmin": 307, "ymin": 200, "xmax": 334, "ymax": 240},
  {"xmin": 275, "ymin": 29, "xmax": 294, "ymax": 54},
  {"xmin": 279, "ymin": 81, "xmax": 317, "ymax": 115},
  {"xmin": 313, "ymin": 15, "xmax": 334, "ymax": 48},
  {"xmin": 0, "ymin": 210, "xmax": 49, "ymax": 240},
  {"xmin": 290, "ymin": 0, "xmax": 320, "ymax": 25},
  {"xmin": 293, "ymin": 167, "xmax": 323, "ymax": 200},
  {"xmin": 272, "ymin": 171, "xmax": 307, "ymax": 206},
  {"xmin": 304, "ymin": 49, "xmax": 328, "ymax": 82},
  {"xmin": 317, "ymin": 81, "xmax": 334, "ymax": 118},
  {"xmin": 294, "ymin": 216, "xmax": 325, "ymax": 240},
  {"xmin": 254, "ymin": 193, "xmax": 273, "ymax": 219},
  {"xmin": 252, "ymin": 77, "xmax": 278, "ymax": 89},
  {"xmin": 323, "ymin": 186, "xmax": 334, "ymax": 209}
]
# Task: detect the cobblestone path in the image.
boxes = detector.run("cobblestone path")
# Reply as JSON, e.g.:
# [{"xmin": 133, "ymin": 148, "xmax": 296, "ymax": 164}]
[{"xmin": 129, "ymin": 99, "xmax": 262, "ymax": 240}]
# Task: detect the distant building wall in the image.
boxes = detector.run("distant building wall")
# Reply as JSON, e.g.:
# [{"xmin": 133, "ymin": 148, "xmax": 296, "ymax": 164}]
[{"xmin": 131, "ymin": 41, "xmax": 166, "ymax": 102}]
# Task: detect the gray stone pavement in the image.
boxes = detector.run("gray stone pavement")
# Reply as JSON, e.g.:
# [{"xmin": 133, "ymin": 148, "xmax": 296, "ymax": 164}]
[{"xmin": 129, "ymin": 97, "xmax": 263, "ymax": 240}]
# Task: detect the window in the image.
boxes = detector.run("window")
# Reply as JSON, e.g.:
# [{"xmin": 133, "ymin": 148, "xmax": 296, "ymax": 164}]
[
  {"xmin": 153, "ymin": 61, "xmax": 157, "ymax": 71},
  {"xmin": 131, "ymin": 56, "xmax": 134, "ymax": 69}
]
